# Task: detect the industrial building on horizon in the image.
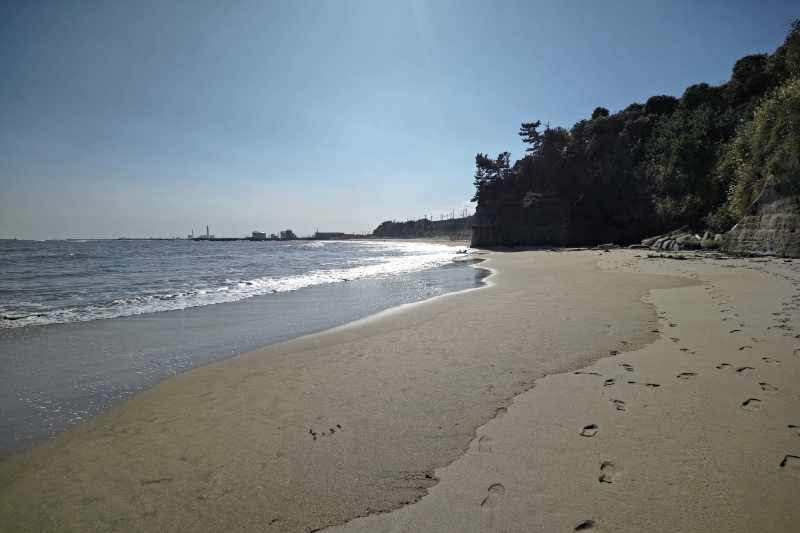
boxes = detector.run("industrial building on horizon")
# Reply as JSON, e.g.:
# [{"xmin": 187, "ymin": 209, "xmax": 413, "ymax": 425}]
[
  {"xmin": 186, "ymin": 226, "xmax": 359, "ymax": 241},
  {"xmin": 314, "ymin": 231, "xmax": 345, "ymax": 240}
]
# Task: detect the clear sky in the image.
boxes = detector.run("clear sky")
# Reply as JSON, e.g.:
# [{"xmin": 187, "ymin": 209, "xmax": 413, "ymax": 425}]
[{"xmin": 1, "ymin": 0, "xmax": 797, "ymax": 239}]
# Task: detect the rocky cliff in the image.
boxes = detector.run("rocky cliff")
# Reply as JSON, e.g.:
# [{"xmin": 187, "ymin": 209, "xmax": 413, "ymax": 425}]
[
  {"xmin": 723, "ymin": 178, "xmax": 800, "ymax": 257},
  {"xmin": 470, "ymin": 188, "xmax": 656, "ymax": 248},
  {"xmin": 471, "ymin": 190, "xmax": 571, "ymax": 247}
]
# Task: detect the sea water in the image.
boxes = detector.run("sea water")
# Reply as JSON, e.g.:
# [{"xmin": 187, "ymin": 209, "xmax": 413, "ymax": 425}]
[{"xmin": 0, "ymin": 239, "xmax": 483, "ymax": 455}]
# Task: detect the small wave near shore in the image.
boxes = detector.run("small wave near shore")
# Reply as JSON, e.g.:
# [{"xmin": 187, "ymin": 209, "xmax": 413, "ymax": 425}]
[{"xmin": 0, "ymin": 240, "xmax": 471, "ymax": 328}]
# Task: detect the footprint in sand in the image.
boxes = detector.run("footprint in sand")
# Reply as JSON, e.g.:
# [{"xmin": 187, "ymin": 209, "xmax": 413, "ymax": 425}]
[
  {"xmin": 581, "ymin": 424, "xmax": 598, "ymax": 437},
  {"xmin": 677, "ymin": 372, "xmax": 696, "ymax": 379},
  {"xmin": 611, "ymin": 399, "xmax": 626, "ymax": 411},
  {"xmin": 760, "ymin": 383, "xmax": 781, "ymax": 393},
  {"xmin": 679, "ymin": 348, "xmax": 696, "ymax": 354},
  {"xmin": 628, "ymin": 381, "xmax": 660, "ymax": 387},
  {"xmin": 763, "ymin": 357, "xmax": 780, "ymax": 364},
  {"xmin": 574, "ymin": 520, "xmax": 597, "ymax": 531},
  {"xmin": 604, "ymin": 378, "xmax": 617, "ymax": 387},
  {"xmin": 736, "ymin": 367, "xmax": 754, "ymax": 374},
  {"xmin": 671, "ymin": 338, "xmax": 680, "ymax": 342},
  {"xmin": 739, "ymin": 346, "xmax": 752, "ymax": 350},
  {"xmin": 478, "ymin": 436, "xmax": 493, "ymax": 453},
  {"xmin": 309, "ymin": 424, "xmax": 342, "ymax": 440},
  {"xmin": 741, "ymin": 398, "xmax": 762, "ymax": 411},
  {"xmin": 717, "ymin": 363, "xmax": 732, "ymax": 370},
  {"xmin": 481, "ymin": 483, "xmax": 506, "ymax": 528},
  {"xmin": 481, "ymin": 483, "xmax": 505, "ymax": 508},
  {"xmin": 780, "ymin": 455, "xmax": 800, "ymax": 475},
  {"xmin": 140, "ymin": 477, "xmax": 173, "ymax": 486},
  {"xmin": 620, "ymin": 364, "xmax": 634, "ymax": 372},
  {"xmin": 669, "ymin": 323, "xmax": 677, "ymax": 327},
  {"xmin": 575, "ymin": 372, "xmax": 601, "ymax": 376},
  {"xmin": 730, "ymin": 329, "xmax": 742, "ymax": 333},
  {"xmin": 789, "ymin": 425, "xmax": 800, "ymax": 437},
  {"xmin": 599, "ymin": 462, "xmax": 617, "ymax": 483}
]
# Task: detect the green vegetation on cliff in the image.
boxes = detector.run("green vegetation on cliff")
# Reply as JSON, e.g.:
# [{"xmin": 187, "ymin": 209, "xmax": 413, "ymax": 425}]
[
  {"xmin": 712, "ymin": 76, "xmax": 800, "ymax": 229},
  {"xmin": 473, "ymin": 20, "xmax": 800, "ymax": 245}
]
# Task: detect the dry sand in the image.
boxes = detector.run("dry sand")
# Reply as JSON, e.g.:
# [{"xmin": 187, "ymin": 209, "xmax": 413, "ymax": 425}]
[
  {"xmin": 329, "ymin": 251, "xmax": 800, "ymax": 532},
  {"xmin": 0, "ymin": 249, "xmax": 798, "ymax": 532}
]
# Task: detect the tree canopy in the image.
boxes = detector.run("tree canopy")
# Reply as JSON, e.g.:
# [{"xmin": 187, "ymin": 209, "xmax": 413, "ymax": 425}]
[{"xmin": 471, "ymin": 20, "xmax": 800, "ymax": 242}]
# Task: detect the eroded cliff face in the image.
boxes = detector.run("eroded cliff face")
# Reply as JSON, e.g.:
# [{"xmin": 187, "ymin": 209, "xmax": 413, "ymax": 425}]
[
  {"xmin": 471, "ymin": 190, "xmax": 571, "ymax": 247},
  {"xmin": 470, "ymin": 189, "xmax": 657, "ymax": 248},
  {"xmin": 723, "ymin": 179, "xmax": 800, "ymax": 257}
]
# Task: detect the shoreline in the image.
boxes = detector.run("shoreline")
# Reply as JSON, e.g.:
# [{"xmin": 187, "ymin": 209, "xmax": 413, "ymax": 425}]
[
  {"xmin": 1, "ymin": 250, "xmax": 797, "ymax": 531},
  {"xmin": 0, "ymin": 255, "xmax": 482, "ymax": 456},
  {"xmin": 0, "ymin": 249, "xmax": 689, "ymax": 531}
]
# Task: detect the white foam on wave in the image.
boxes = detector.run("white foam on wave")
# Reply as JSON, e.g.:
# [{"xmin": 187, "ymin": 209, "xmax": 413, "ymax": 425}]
[{"xmin": 0, "ymin": 242, "xmax": 471, "ymax": 328}]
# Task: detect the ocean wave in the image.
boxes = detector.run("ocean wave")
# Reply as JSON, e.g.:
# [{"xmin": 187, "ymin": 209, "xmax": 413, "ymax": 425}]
[{"xmin": 0, "ymin": 245, "xmax": 471, "ymax": 328}]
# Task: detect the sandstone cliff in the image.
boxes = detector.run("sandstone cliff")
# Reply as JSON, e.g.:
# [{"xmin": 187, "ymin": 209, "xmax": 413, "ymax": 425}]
[{"xmin": 723, "ymin": 178, "xmax": 800, "ymax": 257}]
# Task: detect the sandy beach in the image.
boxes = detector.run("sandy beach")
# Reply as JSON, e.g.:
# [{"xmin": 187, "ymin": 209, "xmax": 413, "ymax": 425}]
[{"xmin": 1, "ymin": 249, "xmax": 798, "ymax": 532}]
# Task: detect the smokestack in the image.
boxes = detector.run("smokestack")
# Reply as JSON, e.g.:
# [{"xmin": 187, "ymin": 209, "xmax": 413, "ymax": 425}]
[{"xmin": 207, "ymin": 226, "xmax": 209, "ymax": 237}]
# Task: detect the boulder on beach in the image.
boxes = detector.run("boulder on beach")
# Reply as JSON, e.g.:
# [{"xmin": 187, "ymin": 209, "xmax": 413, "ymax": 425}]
[{"xmin": 640, "ymin": 227, "xmax": 701, "ymax": 252}]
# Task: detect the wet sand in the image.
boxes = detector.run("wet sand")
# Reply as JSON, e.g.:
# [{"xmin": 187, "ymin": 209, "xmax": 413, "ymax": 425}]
[
  {"xmin": 0, "ymin": 262, "xmax": 482, "ymax": 455},
  {"xmin": 1, "ymin": 250, "xmax": 798, "ymax": 532}
]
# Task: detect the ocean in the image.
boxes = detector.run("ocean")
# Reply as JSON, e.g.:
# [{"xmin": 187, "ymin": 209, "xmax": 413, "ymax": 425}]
[{"xmin": 0, "ymin": 239, "xmax": 484, "ymax": 455}]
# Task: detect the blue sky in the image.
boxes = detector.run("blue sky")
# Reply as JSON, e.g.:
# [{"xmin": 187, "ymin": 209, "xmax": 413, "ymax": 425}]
[{"xmin": 1, "ymin": 0, "xmax": 797, "ymax": 239}]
